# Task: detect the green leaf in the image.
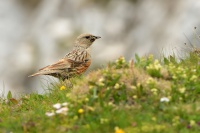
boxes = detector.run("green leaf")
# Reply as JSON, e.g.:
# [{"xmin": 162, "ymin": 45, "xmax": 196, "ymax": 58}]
[
  {"xmin": 135, "ymin": 54, "xmax": 140, "ymax": 63},
  {"xmin": 7, "ymin": 91, "xmax": 12, "ymax": 99},
  {"xmin": 169, "ymin": 55, "xmax": 176, "ymax": 63},
  {"xmin": 164, "ymin": 57, "xmax": 169, "ymax": 65}
]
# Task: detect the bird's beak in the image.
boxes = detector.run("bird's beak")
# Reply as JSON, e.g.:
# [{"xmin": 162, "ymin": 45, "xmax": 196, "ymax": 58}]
[{"xmin": 94, "ymin": 36, "xmax": 101, "ymax": 39}]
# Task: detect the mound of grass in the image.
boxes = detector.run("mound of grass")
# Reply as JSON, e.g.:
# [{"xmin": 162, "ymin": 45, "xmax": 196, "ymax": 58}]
[{"xmin": 0, "ymin": 53, "xmax": 200, "ymax": 133}]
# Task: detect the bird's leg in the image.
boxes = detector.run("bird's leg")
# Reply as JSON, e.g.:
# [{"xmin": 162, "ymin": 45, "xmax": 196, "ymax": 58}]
[
  {"xmin": 64, "ymin": 78, "xmax": 73, "ymax": 88},
  {"xmin": 61, "ymin": 69, "xmax": 73, "ymax": 88},
  {"xmin": 59, "ymin": 77, "xmax": 65, "ymax": 87}
]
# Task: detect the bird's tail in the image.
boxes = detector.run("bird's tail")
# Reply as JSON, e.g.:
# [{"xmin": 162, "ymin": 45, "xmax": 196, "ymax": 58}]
[
  {"xmin": 28, "ymin": 70, "xmax": 62, "ymax": 77},
  {"xmin": 28, "ymin": 72, "xmax": 42, "ymax": 77}
]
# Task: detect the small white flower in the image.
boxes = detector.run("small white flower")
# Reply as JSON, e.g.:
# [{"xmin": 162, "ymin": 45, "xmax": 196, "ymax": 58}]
[
  {"xmin": 53, "ymin": 103, "xmax": 61, "ymax": 109},
  {"xmin": 55, "ymin": 107, "xmax": 68, "ymax": 115},
  {"xmin": 62, "ymin": 102, "xmax": 68, "ymax": 106},
  {"xmin": 45, "ymin": 112, "xmax": 55, "ymax": 117},
  {"xmin": 160, "ymin": 97, "xmax": 169, "ymax": 102}
]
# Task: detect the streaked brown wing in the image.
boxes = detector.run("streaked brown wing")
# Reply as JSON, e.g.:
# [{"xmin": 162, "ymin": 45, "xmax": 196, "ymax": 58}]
[{"xmin": 39, "ymin": 58, "xmax": 71, "ymax": 71}]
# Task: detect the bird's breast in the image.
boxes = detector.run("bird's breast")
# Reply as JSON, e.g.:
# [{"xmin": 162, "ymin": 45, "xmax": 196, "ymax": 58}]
[{"xmin": 76, "ymin": 58, "xmax": 91, "ymax": 74}]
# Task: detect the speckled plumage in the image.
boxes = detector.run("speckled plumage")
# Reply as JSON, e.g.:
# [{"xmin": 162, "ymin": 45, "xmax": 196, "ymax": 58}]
[{"xmin": 29, "ymin": 33, "xmax": 101, "ymax": 80}]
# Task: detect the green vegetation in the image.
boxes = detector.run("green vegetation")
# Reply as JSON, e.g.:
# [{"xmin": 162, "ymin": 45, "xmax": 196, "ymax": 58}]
[{"xmin": 0, "ymin": 52, "xmax": 200, "ymax": 133}]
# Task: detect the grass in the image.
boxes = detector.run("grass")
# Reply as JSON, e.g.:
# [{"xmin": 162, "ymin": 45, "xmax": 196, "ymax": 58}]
[{"xmin": 0, "ymin": 52, "xmax": 200, "ymax": 133}]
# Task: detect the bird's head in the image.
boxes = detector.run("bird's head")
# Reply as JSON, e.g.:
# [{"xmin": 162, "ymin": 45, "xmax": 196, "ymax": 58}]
[{"xmin": 75, "ymin": 33, "xmax": 101, "ymax": 48}]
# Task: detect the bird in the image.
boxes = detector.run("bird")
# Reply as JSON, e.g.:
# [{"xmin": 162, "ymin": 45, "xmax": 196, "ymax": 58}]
[{"xmin": 29, "ymin": 33, "xmax": 101, "ymax": 80}]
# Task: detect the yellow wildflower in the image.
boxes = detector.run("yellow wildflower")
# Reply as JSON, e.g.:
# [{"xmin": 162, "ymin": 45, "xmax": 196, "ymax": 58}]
[
  {"xmin": 148, "ymin": 54, "xmax": 153, "ymax": 60},
  {"xmin": 114, "ymin": 83, "xmax": 120, "ymax": 89},
  {"xmin": 190, "ymin": 120, "xmax": 196, "ymax": 127},
  {"xmin": 98, "ymin": 77, "xmax": 105, "ymax": 83},
  {"xmin": 179, "ymin": 87, "xmax": 186, "ymax": 93},
  {"xmin": 132, "ymin": 95, "xmax": 137, "ymax": 99},
  {"xmin": 60, "ymin": 85, "xmax": 66, "ymax": 90},
  {"xmin": 146, "ymin": 77, "xmax": 154, "ymax": 85},
  {"xmin": 151, "ymin": 88, "xmax": 157, "ymax": 92},
  {"xmin": 130, "ymin": 85, "xmax": 136, "ymax": 90},
  {"xmin": 78, "ymin": 109, "xmax": 84, "ymax": 114},
  {"xmin": 190, "ymin": 75, "xmax": 197, "ymax": 81},
  {"xmin": 172, "ymin": 116, "xmax": 180, "ymax": 126},
  {"xmin": 136, "ymin": 83, "xmax": 141, "ymax": 87},
  {"xmin": 115, "ymin": 127, "xmax": 125, "ymax": 133},
  {"xmin": 89, "ymin": 85, "xmax": 94, "ymax": 90}
]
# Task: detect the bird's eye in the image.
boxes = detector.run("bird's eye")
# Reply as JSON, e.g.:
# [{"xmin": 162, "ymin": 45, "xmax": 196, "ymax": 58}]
[{"xmin": 85, "ymin": 36, "xmax": 90, "ymax": 39}]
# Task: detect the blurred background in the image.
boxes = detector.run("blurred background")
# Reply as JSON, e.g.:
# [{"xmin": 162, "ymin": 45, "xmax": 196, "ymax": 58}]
[{"xmin": 0, "ymin": 0, "xmax": 200, "ymax": 97}]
